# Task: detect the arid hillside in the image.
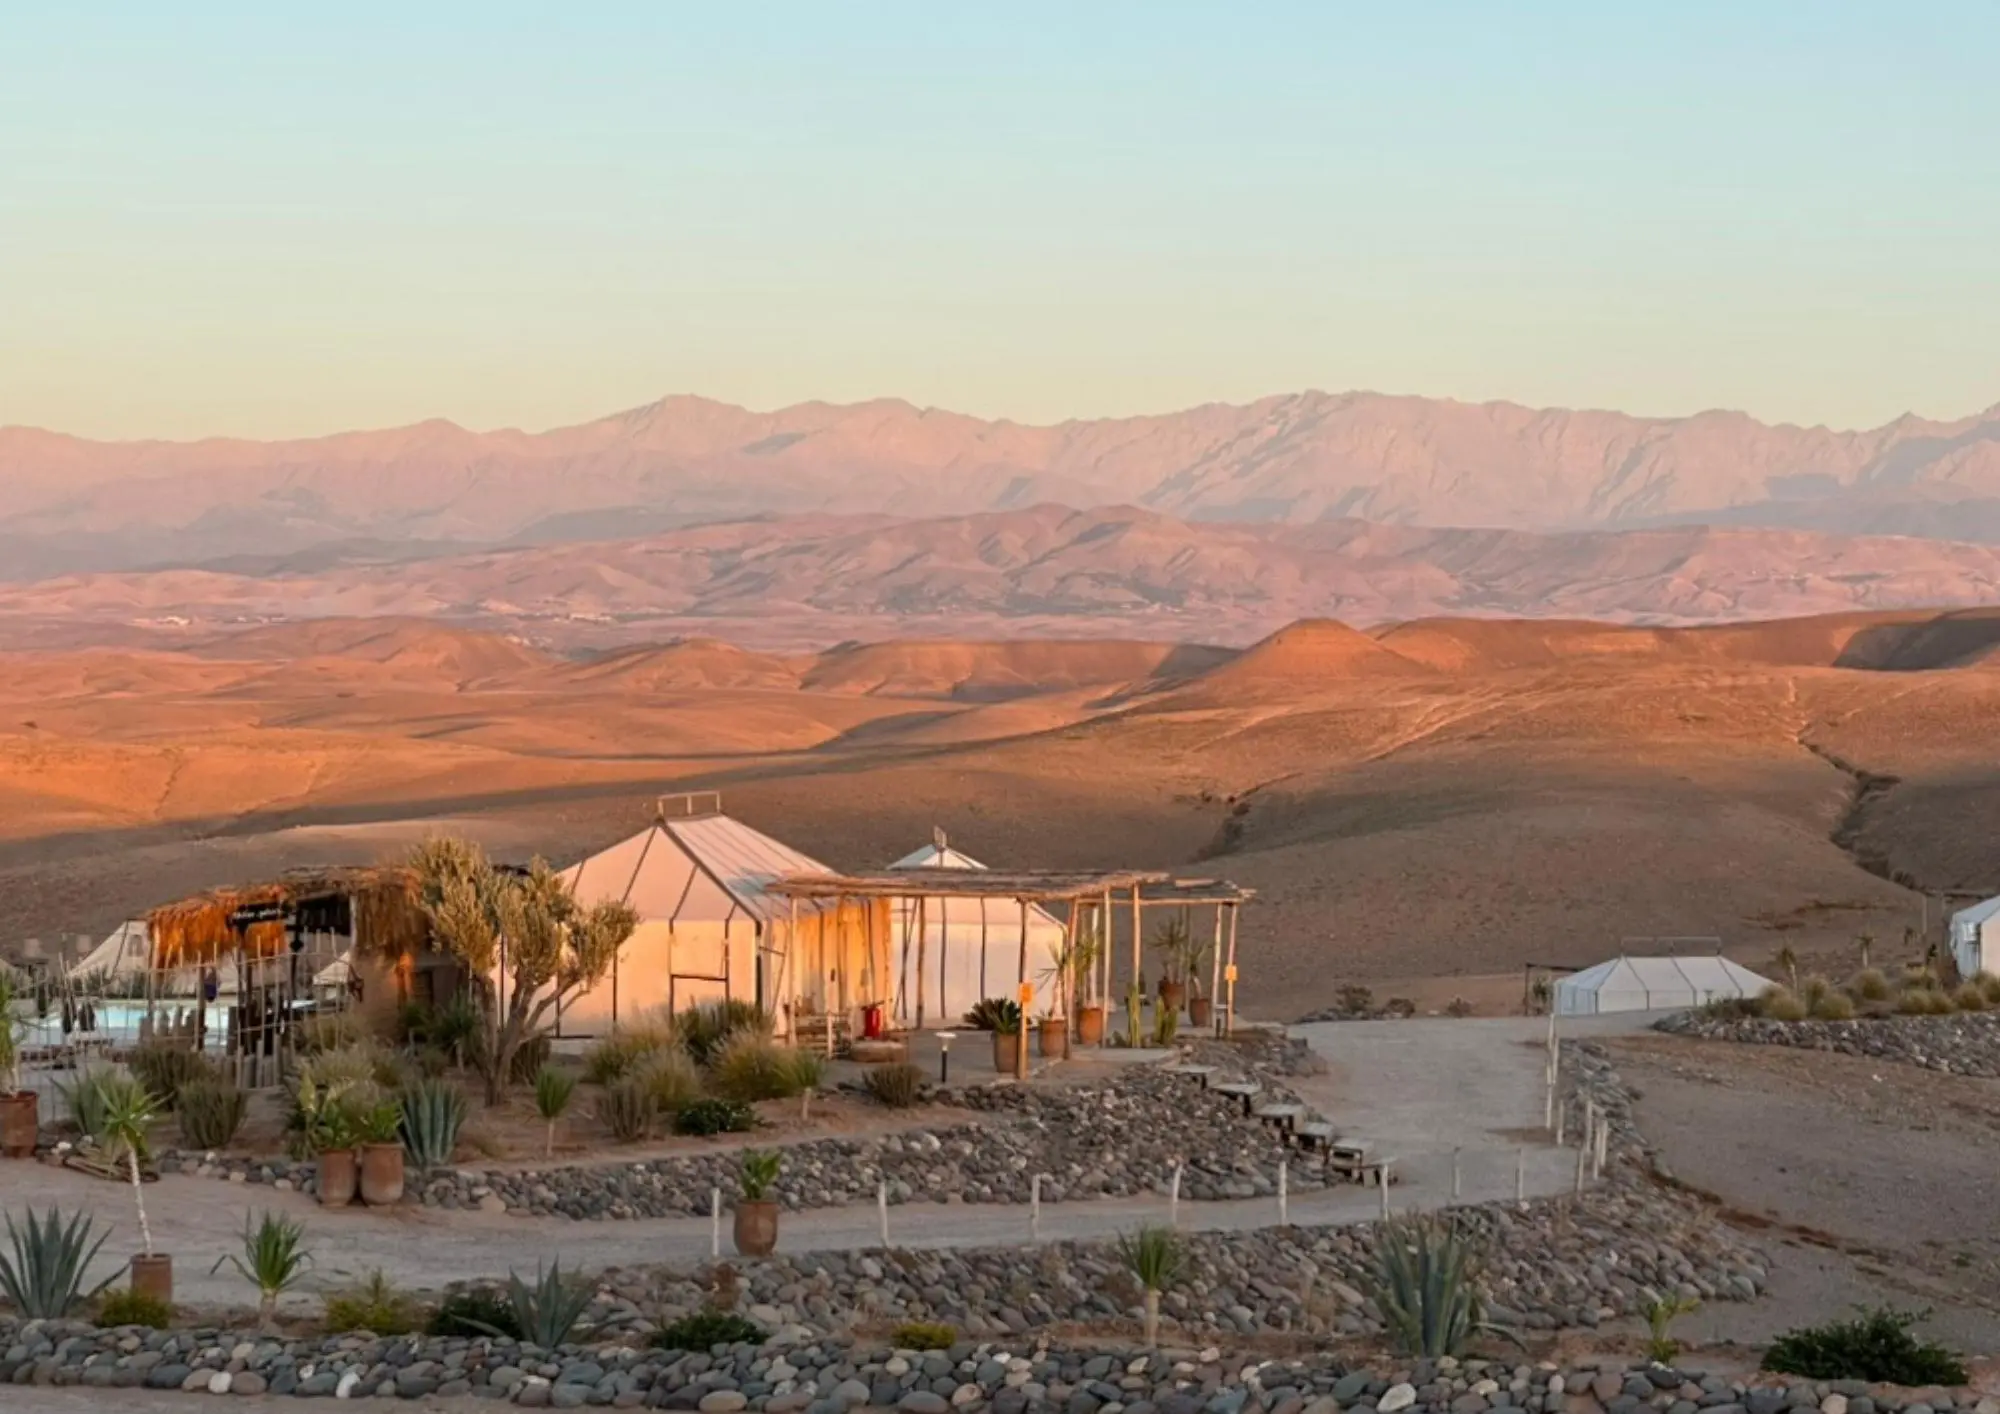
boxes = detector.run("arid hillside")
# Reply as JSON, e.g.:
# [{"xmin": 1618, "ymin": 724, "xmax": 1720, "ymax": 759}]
[
  {"xmin": 3, "ymin": 610, "xmax": 1997, "ymax": 1017},
  {"xmin": 10, "ymin": 391, "xmax": 2000, "ymax": 574}
]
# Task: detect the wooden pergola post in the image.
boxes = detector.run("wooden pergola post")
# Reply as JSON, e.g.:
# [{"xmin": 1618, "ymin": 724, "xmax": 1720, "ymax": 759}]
[
  {"xmin": 1099, "ymin": 888, "xmax": 1112, "ymax": 1042},
  {"xmin": 1016, "ymin": 898, "xmax": 1031, "ymax": 1080},
  {"xmin": 1210, "ymin": 903, "xmax": 1225, "ymax": 1037},
  {"xmin": 1062, "ymin": 898, "xmax": 1080, "ymax": 1059},
  {"xmin": 1130, "ymin": 885, "xmax": 1143, "ymax": 1044},
  {"xmin": 783, "ymin": 896, "xmax": 799, "ymax": 1042},
  {"xmin": 1224, "ymin": 902, "xmax": 1240, "ymax": 1036},
  {"xmin": 913, "ymin": 895, "xmax": 928, "ymax": 1030}
]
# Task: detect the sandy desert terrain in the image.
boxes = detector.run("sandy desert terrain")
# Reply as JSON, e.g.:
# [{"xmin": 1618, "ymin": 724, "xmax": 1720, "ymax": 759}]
[{"xmin": 4, "ymin": 608, "xmax": 1998, "ymax": 1017}]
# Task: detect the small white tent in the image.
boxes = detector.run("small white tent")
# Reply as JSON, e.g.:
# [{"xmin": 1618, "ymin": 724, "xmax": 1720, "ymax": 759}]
[
  {"xmin": 1950, "ymin": 897, "xmax": 2000, "ymax": 980},
  {"xmin": 70, "ymin": 921, "xmax": 152, "ymax": 983},
  {"xmin": 886, "ymin": 834, "xmax": 1067, "ymax": 1028},
  {"xmin": 1554, "ymin": 955, "xmax": 1774, "ymax": 1016}
]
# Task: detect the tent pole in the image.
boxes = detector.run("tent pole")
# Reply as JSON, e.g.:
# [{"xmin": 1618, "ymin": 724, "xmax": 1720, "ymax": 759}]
[
  {"xmin": 936, "ymin": 893, "xmax": 948, "ymax": 1027},
  {"xmin": 1016, "ymin": 898, "xmax": 1030, "ymax": 1081},
  {"xmin": 1100, "ymin": 890, "xmax": 1112, "ymax": 1033},
  {"xmin": 1063, "ymin": 898, "xmax": 1079, "ymax": 1059},
  {"xmin": 914, "ymin": 895, "xmax": 928, "ymax": 1031},
  {"xmin": 1130, "ymin": 885, "xmax": 1143, "ymax": 1037},
  {"xmin": 1224, "ymin": 902, "xmax": 1239, "ymax": 1036}
]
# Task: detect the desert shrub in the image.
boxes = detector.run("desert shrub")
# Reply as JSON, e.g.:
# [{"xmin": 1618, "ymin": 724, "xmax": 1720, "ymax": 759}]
[
  {"xmin": 786, "ymin": 1047, "xmax": 825, "ymax": 1095},
  {"xmin": 96, "ymin": 1286, "xmax": 173, "ymax": 1329},
  {"xmin": 1810, "ymin": 992, "xmax": 1856, "ymax": 1022},
  {"xmin": 674, "ymin": 1097, "xmax": 755, "ymax": 1137},
  {"xmin": 1762, "ymin": 1307, "xmax": 1966, "ymax": 1385},
  {"xmin": 1898, "ymin": 987, "xmax": 1951, "ymax": 1016},
  {"xmin": 324, "ymin": 1270, "xmax": 425, "ymax": 1335},
  {"xmin": 651, "ymin": 1310, "xmax": 767, "ymax": 1352},
  {"xmin": 892, "ymin": 1320, "xmax": 958, "ymax": 1352},
  {"xmin": 583, "ymin": 1026, "xmax": 677, "ymax": 1086},
  {"xmin": 177, "ymin": 1078, "xmax": 248, "ymax": 1150},
  {"xmin": 127, "ymin": 1043, "xmax": 213, "ymax": 1109},
  {"xmin": 678, "ymin": 1000, "xmax": 773, "ymax": 1066},
  {"xmin": 1799, "ymin": 975, "xmax": 1832, "ymax": 1011},
  {"xmin": 1981, "ymin": 974, "xmax": 2000, "ymax": 1005},
  {"xmin": 862, "ymin": 1062, "xmax": 926, "ymax": 1109},
  {"xmin": 1952, "ymin": 981, "xmax": 1990, "ymax": 1012},
  {"xmin": 599, "ymin": 1077, "xmax": 657, "ymax": 1142},
  {"xmin": 1847, "ymin": 968, "xmax": 1892, "ymax": 1003},
  {"xmin": 294, "ymin": 1012, "xmax": 368, "ymax": 1055},
  {"xmin": 1902, "ymin": 962, "xmax": 1940, "ymax": 990},
  {"xmin": 1443, "ymin": 997, "xmax": 1474, "ymax": 1018},
  {"xmin": 709, "ymin": 1032, "xmax": 809, "ymax": 1103},
  {"xmin": 1694, "ymin": 996, "xmax": 1760, "ymax": 1022},
  {"xmin": 1645, "ymin": 1295, "xmax": 1699, "ymax": 1365},
  {"xmin": 59, "ymin": 1064, "xmax": 129, "ymax": 1143},
  {"xmin": 1759, "ymin": 987, "xmax": 1808, "ymax": 1023},
  {"xmin": 639, "ymin": 1048, "xmax": 704, "ymax": 1117},
  {"xmin": 508, "ymin": 1033, "xmax": 553, "ymax": 1086},
  {"xmin": 1334, "ymin": 984, "xmax": 1375, "ymax": 1015},
  {"xmin": 427, "ymin": 1287, "xmax": 522, "ymax": 1340}
]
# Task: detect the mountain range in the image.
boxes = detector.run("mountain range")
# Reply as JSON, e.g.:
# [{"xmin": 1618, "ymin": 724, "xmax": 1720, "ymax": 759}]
[{"xmin": 9, "ymin": 391, "xmax": 2000, "ymax": 581}]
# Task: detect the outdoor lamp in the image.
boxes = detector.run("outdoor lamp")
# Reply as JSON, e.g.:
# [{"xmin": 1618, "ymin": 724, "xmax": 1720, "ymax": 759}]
[{"xmin": 936, "ymin": 1031, "xmax": 956, "ymax": 1085}]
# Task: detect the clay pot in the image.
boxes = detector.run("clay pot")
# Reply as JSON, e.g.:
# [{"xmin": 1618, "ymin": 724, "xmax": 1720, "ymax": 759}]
[
  {"xmin": 1157, "ymin": 980, "xmax": 1187, "ymax": 1014},
  {"xmin": 317, "ymin": 1147, "xmax": 358, "ymax": 1207},
  {"xmin": 1188, "ymin": 997, "xmax": 1214, "ymax": 1029},
  {"xmin": 732, "ymin": 1198, "xmax": 779, "ymax": 1257},
  {"xmin": 129, "ymin": 1253, "xmax": 173, "ymax": 1305},
  {"xmin": 1075, "ymin": 1005, "xmax": 1106, "ymax": 1046},
  {"xmin": 357, "ymin": 1142, "xmax": 405, "ymax": 1207},
  {"xmin": 1037, "ymin": 1017, "xmax": 1068, "ymax": 1058},
  {"xmin": 0, "ymin": 1091, "xmax": 39, "ymax": 1158},
  {"xmin": 990, "ymin": 1029, "xmax": 1020, "ymax": 1075}
]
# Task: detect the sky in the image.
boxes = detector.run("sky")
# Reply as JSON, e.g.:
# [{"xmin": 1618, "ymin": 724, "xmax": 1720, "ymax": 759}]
[{"xmin": 3, "ymin": 2, "xmax": 1998, "ymax": 441}]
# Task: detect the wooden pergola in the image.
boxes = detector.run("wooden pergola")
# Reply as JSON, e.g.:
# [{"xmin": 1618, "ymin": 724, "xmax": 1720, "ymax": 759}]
[{"xmin": 768, "ymin": 868, "xmax": 1254, "ymax": 1079}]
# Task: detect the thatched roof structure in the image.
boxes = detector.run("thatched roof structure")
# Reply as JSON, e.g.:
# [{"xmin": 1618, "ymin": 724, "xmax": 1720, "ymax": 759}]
[{"xmin": 146, "ymin": 866, "xmax": 429, "ymax": 970}]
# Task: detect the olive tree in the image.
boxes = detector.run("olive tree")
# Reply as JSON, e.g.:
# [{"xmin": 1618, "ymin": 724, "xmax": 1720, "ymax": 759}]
[{"xmin": 409, "ymin": 838, "xmax": 636, "ymax": 1105}]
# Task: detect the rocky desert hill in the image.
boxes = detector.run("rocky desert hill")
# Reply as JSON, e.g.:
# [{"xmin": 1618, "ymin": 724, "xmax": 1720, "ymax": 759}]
[{"xmin": 9, "ymin": 390, "xmax": 2000, "ymax": 576}]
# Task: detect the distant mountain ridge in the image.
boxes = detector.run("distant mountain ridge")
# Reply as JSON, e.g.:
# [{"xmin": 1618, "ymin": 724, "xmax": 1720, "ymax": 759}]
[{"xmin": 8, "ymin": 390, "xmax": 2000, "ymax": 575}]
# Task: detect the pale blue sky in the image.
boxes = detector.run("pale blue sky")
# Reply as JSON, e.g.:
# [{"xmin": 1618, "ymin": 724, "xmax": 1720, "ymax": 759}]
[{"xmin": 3, "ymin": 2, "xmax": 1997, "ymax": 439}]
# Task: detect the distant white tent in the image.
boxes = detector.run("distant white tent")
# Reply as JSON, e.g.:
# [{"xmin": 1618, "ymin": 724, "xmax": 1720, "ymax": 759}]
[
  {"xmin": 1554, "ymin": 954, "xmax": 1774, "ymax": 1016},
  {"xmin": 69, "ymin": 921, "xmax": 152, "ymax": 982},
  {"xmin": 886, "ymin": 832, "xmax": 1067, "ymax": 1028},
  {"xmin": 1950, "ymin": 897, "xmax": 2000, "ymax": 980}
]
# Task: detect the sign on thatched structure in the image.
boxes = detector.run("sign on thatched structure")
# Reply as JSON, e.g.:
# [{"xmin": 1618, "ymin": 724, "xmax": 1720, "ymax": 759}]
[{"xmin": 145, "ymin": 866, "xmax": 428, "ymax": 971}]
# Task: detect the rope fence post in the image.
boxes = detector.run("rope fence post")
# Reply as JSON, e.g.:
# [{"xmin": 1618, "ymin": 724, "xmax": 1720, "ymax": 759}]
[
  {"xmin": 1515, "ymin": 1148, "xmax": 1525, "ymax": 1204},
  {"xmin": 1451, "ymin": 1146, "xmax": 1462, "ymax": 1201},
  {"xmin": 1377, "ymin": 1160, "xmax": 1390, "ymax": 1220},
  {"xmin": 1170, "ymin": 1162, "xmax": 1183, "ymax": 1228},
  {"xmin": 1030, "ymin": 1174, "xmax": 1042, "ymax": 1241},
  {"xmin": 1277, "ymin": 1160, "xmax": 1289, "ymax": 1227},
  {"xmin": 710, "ymin": 1188, "xmax": 721, "ymax": 1259},
  {"xmin": 878, "ymin": 1181, "xmax": 890, "ymax": 1248}
]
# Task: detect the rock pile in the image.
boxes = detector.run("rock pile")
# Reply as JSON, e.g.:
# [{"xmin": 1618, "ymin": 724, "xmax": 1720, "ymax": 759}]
[{"xmin": 1657, "ymin": 1011, "xmax": 2000, "ymax": 1078}]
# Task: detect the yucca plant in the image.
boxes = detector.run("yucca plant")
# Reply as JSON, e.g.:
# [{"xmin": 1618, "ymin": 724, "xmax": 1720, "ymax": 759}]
[
  {"xmin": 787, "ymin": 1047, "xmax": 825, "ymax": 1120},
  {"xmin": 98, "ymin": 1079, "xmax": 161, "ymax": 1261},
  {"xmin": 1366, "ymin": 1215, "xmax": 1514, "ymax": 1358},
  {"xmin": 533, "ymin": 1066, "xmax": 577, "ymax": 1158},
  {"xmin": 1645, "ymin": 1293, "xmax": 1700, "ymax": 1364},
  {"xmin": 599, "ymin": 1077, "xmax": 656, "ymax": 1142},
  {"xmin": 1115, "ymin": 1224, "xmax": 1185, "ymax": 1347},
  {"xmin": 211, "ymin": 1211, "xmax": 313, "ymax": 1330},
  {"xmin": 477, "ymin": 1262, "xmax": 593, "ymax": 1348},
  {"xmin": 0, "ymin": 1206, "xmax": 115, "ymax": 1318},
  {"xmin": 177, "ymin": 1078, "xmax": 248, "ymax": 1150},
  {"xmin": 399, "ymin": 1077, "xmax": 468, "ymax": 1172},
  {"xmin": 678, "ymin": 1000, "xmax": 771, "ymax": 1067}
]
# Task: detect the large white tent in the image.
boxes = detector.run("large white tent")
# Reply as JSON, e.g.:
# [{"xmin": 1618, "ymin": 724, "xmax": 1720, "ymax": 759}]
[
  {"xmin": 1950, "ymin": 896, "xmax": 2000, "ymax": 980},
  {"xmin": 1554, "ymin": 954, "xmax": 1774, "ymax": 1016},
  {"xmin": 886, "ymin": 835, "xmax": 1067, "ymax": 1028}
]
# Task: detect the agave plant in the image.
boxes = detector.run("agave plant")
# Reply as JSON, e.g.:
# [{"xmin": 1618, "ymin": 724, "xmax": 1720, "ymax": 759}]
[
  {"xmin": 533, "ymin": 1066, "xmax": 576, "ymax": 1158},
  {"xmin": 1366, "ymin": 1215, "xmax": 1516, "ymax": 1358},
  {"xmin": 474, "ymin": 1263, "xmax": 594, "ymax": 1348},
  {"xmin": 211, "ymin": 1211, "xmax": 313, "ymax": 1330},
  {"xmin": 1115, "ymin": 1224, "xmax": 1185, "ymax": 1347},
  {"xmin": 399, "ymin": 1077, "xmax": 468, "ymax": 1172},
  {"xmin": 0, "ymin": 1206, "xmax": 115, "ymax": 1318}
]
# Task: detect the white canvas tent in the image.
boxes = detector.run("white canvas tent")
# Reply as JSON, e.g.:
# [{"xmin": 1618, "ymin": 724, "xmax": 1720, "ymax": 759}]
[
  {"xmin": 1950, "ymin": 896, "xmax": 2000, "ymax": 980},
  {"xmin": 70, "ymin": 921, "xmax": 152, "ymax": 983},
  {"xmin": 1554, "ymin": 954, "xmax": 1773, "ymax": 1016},
  {"xmin": 886, "ymin": 835, "xmax": 1067, "ymax": 1028}
]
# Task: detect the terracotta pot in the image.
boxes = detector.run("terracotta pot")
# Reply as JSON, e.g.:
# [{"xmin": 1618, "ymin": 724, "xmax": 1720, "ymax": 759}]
[
  {"xmin": 990, "ymin": 1029, "xmax": 1020, "ymax": 1075},
  {"xmin": 1157, "ymin": 980, "xmax": 1187, "ymax": 1013},
  {"xmin": 1188, "ymin": 997, "xmax": 1214, "ymax": 1029},
  {"xmin": 129, "ymin": 1253, "xmax": 173, "ymax": 1305},
  {"xmin": 0, "ymin": 1091, "xmax": 39, "ymax": 1158},
  {"xmin": 357, "ymin": 1142, "xmax": 405, "ymax": 1206},
  {"xmin": 317, "ymin": 1147, "xmax": 358, "ymax": 1207},
  {"xmin": 1037, "ymin": 1017, "xmax": 1068, "ymax": 1058},
  {"xmin": 732, "ymin": 1198, "xmax": 779, "ymax": 1257},
  {"xmin": 1075, "ymin": 1005, "xmax": 1106, "ymax": 1046}
]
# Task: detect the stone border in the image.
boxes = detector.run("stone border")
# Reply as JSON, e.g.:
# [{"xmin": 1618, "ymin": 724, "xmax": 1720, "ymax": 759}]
[{"xmin": 1655, "ymin": 1011, "xmax": 2000, "ymax": 1079}]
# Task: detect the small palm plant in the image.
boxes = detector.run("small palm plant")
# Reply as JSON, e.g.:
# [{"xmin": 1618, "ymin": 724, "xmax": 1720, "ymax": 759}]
[
  {"xmin": 533, "ymin": 1066, "xmax": 576, "ymax": 1158},
  {"xmin": 1116, "ymin": 1223, "xmax": 1185, "ymax": 1347},
  {"xmin": 1645, "ymin": 1293, "xmax": 1700, "ymax": 1364},
  {"xmin": 0, "ymin": 1207, "xmax": 115, "ymax": 1318},
  {"xmin": 97, "ymin": 1076, "xmax": 161, "ymax": 1263},
  {"xmin": 1367, "ymin": 1215, "xmax": 1515, "ymax": 1358},
  {"xmin": 211, "ymin": 1212, "xmax": 313, "ymax": 1331}
]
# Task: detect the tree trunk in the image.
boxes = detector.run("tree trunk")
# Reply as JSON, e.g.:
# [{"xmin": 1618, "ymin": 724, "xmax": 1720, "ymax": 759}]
[
  {"xmin": 1143, "ymin": 1289, "xmax": 1159, "ymax": 1347},
  {"xmin": 259, "ymin": 1292, "xmax": 276, "ymax": 1332},
  {"xmin": 128, "ymin": 1151, "xmax": 153, "ymax": 1258}
]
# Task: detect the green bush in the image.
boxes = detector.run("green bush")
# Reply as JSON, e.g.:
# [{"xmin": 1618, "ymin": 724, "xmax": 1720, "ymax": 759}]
[
  {"xmin": 1799, "ymin": 975, "xmax": 1832, "ymax": 1011},
  {"xmin": 674, "ymin": 1097, "xmax": 755, "ymax": 1137},
  {"xmin": 294, "ymin": 1012, "xmax": 368, "ymax": 1055},
  {"xmin": 862, "ymin": 1062, "xmax": 926, "ymax": 1109},
  {"xmin": 1898, "ymin": 987, "xmax": 1951, "ymax": 1016},
  {"xmin": 1762, "ymin": 1307, "xmax": 1967, "ymax": 1385},
  {"xmin": 1810, "ymin": 992, "xmax": 1857, "ymax": 1021},
  {"xmin": 427, "ymin": 1287, "xmax": 523, "ymax": 1339},
  {"xmin": 892, "ymin": 1320, "xmax": 958, "ymax": 1352},
  {"xmin": 323, "ymin": 1270, "xmax": 425, "ymax": 1335},
  {"xmin": 1951, "ymin": 982, "xmax": 1988, "ymax": 1013},
  {"xmin": 1365, "ymin": 1216, "xmax": 1507, "ymax": 1358},
  {"xmin": 962, "ymin": 998, "xmax": 1021, "ymax": 1032},
  {"xmin": 583, "ymin": 1026, "xmax": 677, "ymax": 1086},
  {"xmin": 651, "ymin": 1310, "xmax": 767, "ymax": 1351},
  {"xmin": 709, "ymin": 1033, "xmax": 812, "ymax": 1103},
  {"xmin": 639, "ymin": 1048, "xmax": 703, "ymax": 1116},
  {"xmin": 128, "ymin": 1043, "xmax": 214, "ymax": 1110},
  {"xmin": 399, "ymin": 1077, "xmax": 468, "ymax": 1171},
  {"xmin": 1759, "ymin": 987, "xmax": 1808, "ymax": 1023},
  {"xmin": 96, "ymin": 1286, "xmax": 173, "ymax": 1329},
  {"xmin": 177, "ymin": 1079, "xmax": 248, "ymax": 1150},
  {"xmin": 1981, "ymin": 973, "xmax": 2000, "ymax": 1006},
  {"xmin": 59, "ymin": 1064, "xmax": 129, "ymax": 1144},
  {"xmin": 0, "ymin": 1207, "xmax": 115, "ymax": 1319},
  {"xmin": 599, "ymin": 1077, "xmax": 656, "ymax": 1142},
  {"xmin": 678, "ymin": 1001, "xmax": 772, "ymax": 1067},
  {"xmin": 1848, "ymin": 968, "xmax": 1892, "ymax": 1002}
]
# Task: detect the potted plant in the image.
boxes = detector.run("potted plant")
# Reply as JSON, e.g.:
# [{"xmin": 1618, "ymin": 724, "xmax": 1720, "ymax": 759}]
[
  {"xmin": 1152, "ymin": 916, "xmax": 1191, "ymax": 1014},
  {"xmin": 294, "ymin": 1075, "xmax": 361, "ymax": 1206},
  {"xmin": 966, "ymin": 998, "xmax": 1023, "ymax": 1072},
  {"xmin": 732, "ymin": 1149, "xmax": 782, "ymax": 1257},
  {"xmin": 1036, "ymin": 1008, "xmax": 1068, "ymax": 1059},
  {"xmin": 99, "ymin": 1076, "xmax": 171, "ymax": 1303},
  {"xmin": 1185, "ymin": 929, "xmax": 1215, "ymax": 1030},
  {"xmin": 1070, "ymin": 920, "xmax": 1107, "ymax": 1046},
  {"xmin": 352, "ymin": 1091, "xmax": 406, "ymax": 1207},
  {"xmin": 0, "ymin": 970, "xmax": 36, "ymax": 1159}
]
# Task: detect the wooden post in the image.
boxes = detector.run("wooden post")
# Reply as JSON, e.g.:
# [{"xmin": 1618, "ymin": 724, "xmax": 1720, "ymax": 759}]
[
  {"xmin": 1016, "ymin": 899, "xmax": 1030, "ymax": 1081},
  {"xmin": 878, "ymin": 1181, "xmax": 890, "ymax": 1247},
  {"xmin": 783, "ymin": 897, "xmax": 800, "ymax": 1043},
  {"xmin": 913, "ymin": 895, "xmax": 928, "ymax": 1031},
  {"xmin": 1224, "ymin": 903, "xmax": 1240, "ymax": 1035},
  {"xmin": 710, "ymin": 1188, "xmax": 721, "ymax": 1258},
  {"xmin": 1516, "ymin": 1147, "xmax": 1525, "ymax": 1203},
  {"xmin": 1062, "ymin": 899, "xmax": 1080, "ymax": 1059},
  {"xmin": 1170, "ymin": 1162, "xmax": 1183, "ymax": 1228},
  {"xmin": 1451, "ymin": 1146, "xmax": 1462, "ymax": 1200},
  {"xmin": 1210, "ymin": 904, "xmax": 1225, "ymax": 1036},
  {"xmin": 1278, "ymin": 1159, "xmax": 1289, "ymax": 1226},
  {"xmin": 1099, "ymin": 889, "xmax": 1113, "ymax": 1038},
  {"xmin": 1130, "ymin": 885, "xmax": 1144, "ymax": 1043},
  {"xmin": 1031, "ymin": 1173, "xmax": 1042, "ymax": 1240}
]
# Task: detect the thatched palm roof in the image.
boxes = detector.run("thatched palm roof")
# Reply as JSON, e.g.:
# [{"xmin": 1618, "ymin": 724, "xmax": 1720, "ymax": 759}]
[{"xmin": 146, "ymin": 866, "xmax": 429, "ymax": 970}]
